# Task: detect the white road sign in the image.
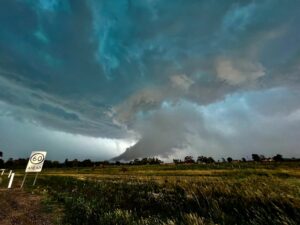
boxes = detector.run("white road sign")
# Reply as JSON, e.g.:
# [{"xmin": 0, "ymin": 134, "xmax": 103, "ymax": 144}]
[{"xmin": 25, "ymin": 151, "xmax": 47, "ymax": 172}]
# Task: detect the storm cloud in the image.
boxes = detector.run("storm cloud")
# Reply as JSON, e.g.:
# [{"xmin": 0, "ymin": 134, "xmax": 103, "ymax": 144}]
[{"xmin": 0, "ymin": 0, "xmax": 300, "ymax": 160}]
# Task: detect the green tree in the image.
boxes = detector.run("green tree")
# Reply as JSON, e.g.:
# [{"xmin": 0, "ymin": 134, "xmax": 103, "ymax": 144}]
[
  {"xmin": 252, "ymin": 154, "xmax": 261, "ymax": 162},
  {"xmin": 273, "ymin": 154, "xmax": 283, "ymax": 162},
  {"xmin": 227, "ymin": 157, "xmax": 233, "ymax": 163}
]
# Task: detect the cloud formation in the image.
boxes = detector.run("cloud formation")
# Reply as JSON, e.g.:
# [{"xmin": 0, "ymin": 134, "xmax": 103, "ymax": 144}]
[
  {"xmin": 216, "ymin": 57, "xmax": 265, "ymax": 85},
  {"xmin": 0, "ymin": 0, "xmax": 300, "ymax": 160},
  {"xmin": 116, "ymin": 88, "xmax": 300, "ymax": 160}
]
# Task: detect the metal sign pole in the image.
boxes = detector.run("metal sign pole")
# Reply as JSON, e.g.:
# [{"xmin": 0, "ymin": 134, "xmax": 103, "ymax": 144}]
[
  {"xmin": 20, "ymin": 173, "xmax": 28, "ymax": 189},
  {"xmin": 33, "ymin": 173, "xmax": 39, "ymax": 186}
]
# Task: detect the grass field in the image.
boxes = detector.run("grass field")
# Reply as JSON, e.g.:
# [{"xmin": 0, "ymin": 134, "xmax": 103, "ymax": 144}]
[{"xmin": 1, "ymin": 162, "xmax": 300, "ymax": 224}]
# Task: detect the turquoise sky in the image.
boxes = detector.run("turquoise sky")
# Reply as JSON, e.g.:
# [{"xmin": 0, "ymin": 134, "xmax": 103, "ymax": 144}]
[{"xmin": 0, "ymin": 0, "xmax": 300, "ymax": 160}]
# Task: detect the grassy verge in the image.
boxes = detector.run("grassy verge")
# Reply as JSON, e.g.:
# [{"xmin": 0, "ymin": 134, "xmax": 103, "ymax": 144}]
[
  {"xmin": 35, "ymin": 174, "xmax": 300, "ymax": 225},
  {"xmin": 1, "ymin": 163, "xmax": 300, "ymax": 224}
]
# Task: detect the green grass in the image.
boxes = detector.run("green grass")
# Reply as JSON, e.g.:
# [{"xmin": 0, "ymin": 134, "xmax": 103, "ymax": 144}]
[
  {"xmin": 1, "ymin": 163, "xmax": 299, "ymax": 224},
  {"xmin": 24, "ymin": 163, "xmax": 300, "ymax": 225},
  {"xmin": 34, "ymin": 175, "xmax": 299, "ymax": 225}
]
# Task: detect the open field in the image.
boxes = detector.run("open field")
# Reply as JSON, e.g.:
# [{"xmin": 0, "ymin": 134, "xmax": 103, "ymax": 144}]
[{"xmin": 1, "ymin": 162, "xmax": 300, "ymax": 224}]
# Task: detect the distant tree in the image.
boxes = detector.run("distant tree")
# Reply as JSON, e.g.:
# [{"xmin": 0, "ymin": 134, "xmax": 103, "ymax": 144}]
[
  {"xmin": 81, "ymin": 159, "xmax": 93, "ymax": 167},
  {"xmin": 72, "ymin": 159, "xmax": 78, "ymax": 168},
  {"xmin": 227, "ymin": 157, "xmax": 233, "ymax": 163},
  {"xmin": 173, "ymin": 159, "xmax": 180, "ymax": 164},
  {"xmin": 207, "ymin": 157, "xmax": 215, "ymax": 163},
  {"xmin": 64, "ymin": 158, "xmax": 68, "ymax": 165},
  {"xmin": 252, "ymin": 154, "xmax": 261, "ymax": 162},
  {"xmin": 148, "ymin": 157, "xmax": 163, "ymax": 164},
  {"xmin": 64, "ymin": 158, "xmax": 71, "ymax": 167},
  {"xmin": 0, "ymin": 159, "xmax": 4, "ymax": 167},
  {"xmin": 5, "ymin": 158, "xmax": 14, "ymax": 168},
  {"xmin": 197, "ymin": 156, "xmax": 215, "ymax": 164},
  {"xmin": 141, "ymin": 158, "xmax": 149, "ymax": 165},
  {"xmin": 197, "ymin": 156, "xmax": 205, "ymax": 163},
  {"xmin": 13, "ymin": 158, "xmax": 27, "ymax": 169},
  {"xmin": 103, "ymin": 161, "xmax": 110, "ymax": 165},
  {"xmin": 259, "ymin": 155, "xmax": 266, "ymax": 161},
  {"xmin": 52, "ymin": 161, "xmax": 60, "ymax": 168},
  {"xmin": 273, "ymin": 154, "xmax": 283, "ymax": 162},
  {"xmin": 133, "ymin": 158, "xmax": 141, "ymax": 165},
  {"xmin": 184, "ymin": 156, "xmax": 195, "ymax": 163},
  {"xmin": 115, "ymin": 161, "xmax": 121, "ymax": 166},
  {"xmin": 44, "ymin": 160, "xmax": 53, "ymax": 168},
  {"xmin": 242, "ymin": 157, "xmax": 247, "ymax": 162},
  {"xmin": 94, "ymin": 161, "xmax": 101, "ymax": 166}
]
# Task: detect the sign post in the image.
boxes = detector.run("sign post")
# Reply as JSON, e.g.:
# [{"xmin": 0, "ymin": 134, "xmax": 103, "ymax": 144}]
[
  {"xmin": 21, "ymin": 173, "xmax": 28, "ymax": 189},
  {"xmin": 33, "ymin": 173, "xmax": 39, "ymax": 186},
  {"xmin": 8, "ymin": 172, "xmax": 15, "ymax": 189},
  {"xmin": 21, "ymin": 151, "xmax": 47, "ymax": 188}
]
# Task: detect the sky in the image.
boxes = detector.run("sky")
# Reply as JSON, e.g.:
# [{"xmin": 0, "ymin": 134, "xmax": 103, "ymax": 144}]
[{"xmin": 0, "ymin": 0, "xmax": 300, "ymax": 161}]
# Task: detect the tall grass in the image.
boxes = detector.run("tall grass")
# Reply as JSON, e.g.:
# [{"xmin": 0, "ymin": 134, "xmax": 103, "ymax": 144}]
[{"xmin": 36, "ymin": 174, "xmax": 300, "ymax": 225}]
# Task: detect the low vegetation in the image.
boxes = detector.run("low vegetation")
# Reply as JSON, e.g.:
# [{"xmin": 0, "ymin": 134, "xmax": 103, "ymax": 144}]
[
  {"xmin": 36, "ymin": 163, "xmax": 300, "ymax": 225},
  {"xmin": 1, "ymin": 162, "xmax": 299, "ymax": 224}
]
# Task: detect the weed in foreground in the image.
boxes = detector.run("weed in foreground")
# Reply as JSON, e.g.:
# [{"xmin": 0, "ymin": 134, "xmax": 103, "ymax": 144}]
[{"xmin": 34, "ymin": 175, "xmax": 300, "ymax": 225}]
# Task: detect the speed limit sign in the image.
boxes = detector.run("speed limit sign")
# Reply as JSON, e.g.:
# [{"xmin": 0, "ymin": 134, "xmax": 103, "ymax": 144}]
[{"xmin": 25, "ymin": 151, "xmax": 47, "ymax": 172}]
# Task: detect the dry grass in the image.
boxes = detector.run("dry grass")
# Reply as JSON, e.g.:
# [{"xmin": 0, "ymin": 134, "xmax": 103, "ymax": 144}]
[
  {"xmin": 0, "ymin": 189, "xmax": 62, "ymax": 225},
  {"xmin": 1, "ymin": 162, "xmax": 299, "ymax": 224}
]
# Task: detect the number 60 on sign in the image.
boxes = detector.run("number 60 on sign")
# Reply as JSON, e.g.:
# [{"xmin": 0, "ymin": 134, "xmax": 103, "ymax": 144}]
[{"xmin": 25, "ymin": 151, "xmax": 47, "ymax": 173}]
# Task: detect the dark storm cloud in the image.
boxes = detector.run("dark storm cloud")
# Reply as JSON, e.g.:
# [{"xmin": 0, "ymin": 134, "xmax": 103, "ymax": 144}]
[{"xmin": 0, "ymin": 0, "xmax": 300, "ymax": 159}]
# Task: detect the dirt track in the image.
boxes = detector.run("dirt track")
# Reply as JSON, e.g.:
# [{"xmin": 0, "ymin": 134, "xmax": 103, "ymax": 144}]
[{"xmin": 0, "ymin": 189, "xmax": 57, "ymax": 225}]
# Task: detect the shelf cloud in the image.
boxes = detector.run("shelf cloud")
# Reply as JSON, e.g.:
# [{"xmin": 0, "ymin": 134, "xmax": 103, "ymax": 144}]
[{"xmin": 0, "ymin": 0, "xmax": 300, "ymax": 160}]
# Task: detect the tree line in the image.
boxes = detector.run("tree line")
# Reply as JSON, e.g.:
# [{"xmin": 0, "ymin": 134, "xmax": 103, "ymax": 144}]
[
  {"xmin": 0, "ymin": 154, "xmax": 299, "ymax": 169},
  {"xmin": 173, "ymin": 154, "xmax": 297, "ymax": 164},
  {"xmin": 0, "ymin": 157, "xmax": 163, "ymax": 169}
]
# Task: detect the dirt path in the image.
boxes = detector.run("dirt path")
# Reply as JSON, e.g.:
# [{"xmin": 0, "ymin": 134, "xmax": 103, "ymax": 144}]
[{"xmin": 0, "ymin": 189, "xmax": 59, "ymax": 225}]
